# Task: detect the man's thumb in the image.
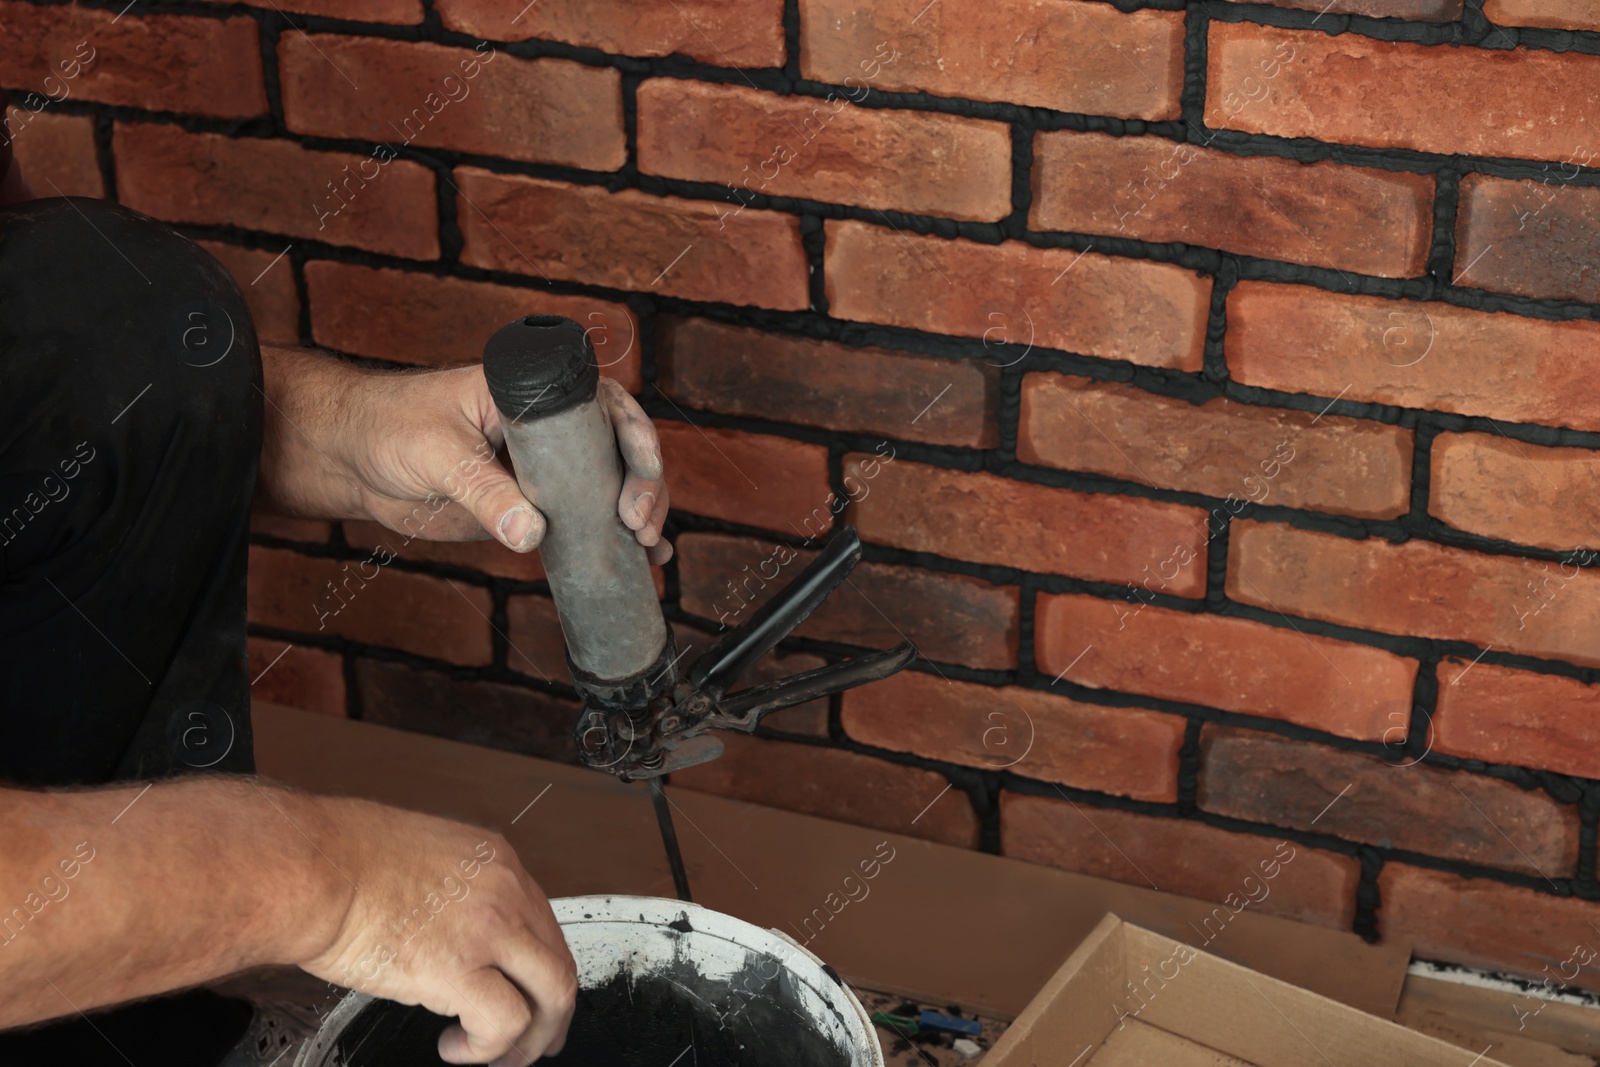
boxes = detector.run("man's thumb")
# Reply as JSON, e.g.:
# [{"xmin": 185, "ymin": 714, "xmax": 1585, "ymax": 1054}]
[{"xmin": 458, "ymin": 462, "xmax": 544, "ymax": 552}]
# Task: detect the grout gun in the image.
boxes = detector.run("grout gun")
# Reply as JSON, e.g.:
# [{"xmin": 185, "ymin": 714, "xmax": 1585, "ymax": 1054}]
[{"xmin": 481, "ymin": 315, "xmax": 915, "ymax": 899}]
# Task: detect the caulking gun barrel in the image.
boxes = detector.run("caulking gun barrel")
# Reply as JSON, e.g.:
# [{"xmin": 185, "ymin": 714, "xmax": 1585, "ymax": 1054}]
[{"xmin": 481, "ymin": 315, "xmax": 676, "ymax": 711}]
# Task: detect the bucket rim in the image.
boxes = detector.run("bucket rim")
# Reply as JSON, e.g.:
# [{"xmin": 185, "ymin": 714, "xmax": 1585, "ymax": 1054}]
[{"xmin": 551, "ymin": 894, "xmax": 883, "ymax": 1067}]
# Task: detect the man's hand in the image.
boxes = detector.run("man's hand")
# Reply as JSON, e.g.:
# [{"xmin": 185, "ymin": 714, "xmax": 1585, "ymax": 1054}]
[
  {"xmin": 256, "ymin": 345, "xmax": 671, "ymax": 564},
  {"xmin": 301, "ymin": 797, "xmax": 577, "ymax": 1066},
  {"xmin": 0, "ymin": 778, "xmax": 575, "ymax": 1067}
]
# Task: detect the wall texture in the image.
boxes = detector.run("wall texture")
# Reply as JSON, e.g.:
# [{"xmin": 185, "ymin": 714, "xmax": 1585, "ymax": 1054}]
[{"xmin": 9, "ymin": 0, "xmax": 1600, "ymax": 988}]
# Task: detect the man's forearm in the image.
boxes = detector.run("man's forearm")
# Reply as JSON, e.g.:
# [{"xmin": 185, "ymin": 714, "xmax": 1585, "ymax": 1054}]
[
  {"xmin": 0, "ymin": 777, "xmax": 350, "ymax": 1028},
  {"xmin": 255, "ymin": 344, "xmax": 381, "ymax": 521}
]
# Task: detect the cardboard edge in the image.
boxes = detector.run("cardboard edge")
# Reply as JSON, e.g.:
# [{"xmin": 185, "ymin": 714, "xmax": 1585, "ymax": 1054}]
[
  {"xmin": 984, "ymin": 913, "xmax": 1125, "ymax": 1064},
  {"xmin": 1120, "ymin": 922, "xmax": 1517, "ymax": 1067}
]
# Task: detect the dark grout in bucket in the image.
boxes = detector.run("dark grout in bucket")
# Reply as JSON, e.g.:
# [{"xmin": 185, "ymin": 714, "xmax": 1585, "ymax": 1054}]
[{"xmin": 325, "ymin": 955, "xmax": 856, "ymax": 1067}]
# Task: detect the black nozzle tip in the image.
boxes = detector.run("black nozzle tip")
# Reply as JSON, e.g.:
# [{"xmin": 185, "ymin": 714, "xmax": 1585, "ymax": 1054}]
[{"xmin": 481, "ymin": 314, "xmax": 599, "ymax": 422}]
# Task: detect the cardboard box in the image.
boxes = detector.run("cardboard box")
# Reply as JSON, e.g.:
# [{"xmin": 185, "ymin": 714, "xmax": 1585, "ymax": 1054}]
[{"xmin": 985, "ymin": 914, "xmax": 1512, "ymax": 1067}]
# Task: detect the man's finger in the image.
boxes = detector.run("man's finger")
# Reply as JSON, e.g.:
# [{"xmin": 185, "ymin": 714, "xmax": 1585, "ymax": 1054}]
[
  {"xmin": 619, "ymin": 469, "xmax": 664, "ymax": 533},
  {"xmin": 608, "ymin": 380, "xmax": 665, "ymax": 535},
  {"xmin": 489, "ymin": 926, "xmax": 579, "ymax": 1064},
  {"xmin": 643, "ymin": 484, "xmax": 673, "ymax": 565},
  {"xmin": 598, "ymin": 377, "xmax": 663, "ymax": 482},
  {"xmin": 436, "ymin": 967, "xmax": 535, "ymax": 1066},
  {"xmin": 637, "ymin": 482, "xmax": 670, "ymax": 548}
]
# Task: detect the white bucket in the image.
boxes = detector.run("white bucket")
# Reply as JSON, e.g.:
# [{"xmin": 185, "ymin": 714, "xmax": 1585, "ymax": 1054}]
[{"xmin": 293, "ymin": 894, "xmax": 884, "ymax": 1067}]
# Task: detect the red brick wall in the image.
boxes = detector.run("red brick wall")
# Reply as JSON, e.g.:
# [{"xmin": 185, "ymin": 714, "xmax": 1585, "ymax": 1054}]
[{"xmin": 10, "ymin": 0, "xmax": 1600, "ymax": 987}]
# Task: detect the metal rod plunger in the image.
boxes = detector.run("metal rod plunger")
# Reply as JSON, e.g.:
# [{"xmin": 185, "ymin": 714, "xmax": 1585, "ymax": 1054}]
[
  {"xmin": 482, "ymin": 314, "xmax": 692, "ymax": 901},
  {"xmin": 648, "ymin": 778, "xmax": 693, "ymax": 903}
]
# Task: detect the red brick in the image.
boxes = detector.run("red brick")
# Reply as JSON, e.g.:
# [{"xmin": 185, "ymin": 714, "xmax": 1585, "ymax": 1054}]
[
  {"xmin": 1227, "ymin": 281, "xmax": 1600, "ymax": 432},
  {"xmin": 435, "ymin": 0, "xmax": 784, "ymax": 68},
  {"xmin": 281, "ymin": 37, "xmax": 624, "ymax": 171},
  {"xmin": 344, "ymin": 519, "xmax": 545, "ymax": 582},
  {"xmin": 115, "ymin": 123, "xmax": 438, "ymax": 260},
  {"xmin": 1032, "ymin": 130, "xmax": 1432, "ymax": 278},
  {"xmin": 1002, "ymin": 794, "xmax": 1359, "ymax": 930},
  {"xmin": 455, "ymin": 169, "xmax": 808, "ymax": 310},
  {"xmin": 7, "ymin": 110, "xmax": 100, "ymax": 198},
  {"xmin": 1482, "ymin": 0, "xmax": 1600, "ymax": 29},
  {"xmin": 1035, "ymin": 593, "xmax": 1416, "ymax": 741},
  {"xmin": 306, "ymin": 261, "xmax": 641, "ymax": 392},
  {"xmin": 247, "ymin": 545, "xmax": 492, "ymax": 664},
  {"xmin": 1019, "ymin": 373, "xmax": 1412, "ymax": 520},
  {"xmin": 505, "ymin": 593, "xmax": 569, "ymax": 685},
  {"xmin": 1199, "ymin": 726, "xmax": 1578, "ymax": 877},
  {"xmin": 658, "ymin": 317, "xmax": 998, "ymax": 449},
  {"xmin": 846, "ymin": 455, "xmax": 1209, "ymax": 592},
  {"xmin": 1207, "ymin": 22, "xmax": 1600, "ymax": 162},
  {"xmin": 357, "ymin": 657, "xmax": 580, "ymax": 764},
  {"xmin": 189, "ymin": 0, "xmax": 420, "ymax": 23},
  {"xmin": 673, "ymin": 733, "xmax": 980, "ymax": 849},
  {"xmin": 1221, "ymin": 0, "xmax": 1461, "ymax": 15},
  {"xmin": 1455, "ymin": 174, "xmax": 1600, "ymax": 304},
  {"xmin": 825, "ymin": 220, "xmax": 1211, "ymax": 371},
  {"xmin": 1430, "ymin": 432, "xmax": 1600, "ymax": 552},
  {"xmin": 800, "ymin": 0, "xmax": 1183, "ymax": 119},
  {"xmin": 197, "ymin": 241, "xmax": 300, "ymax": 347},
  {"xmin": 247, "ymin": 637, "xmax": 345, "ymax": 717},
  {"xmin": 0, "ymin": 4, "xmax": 265, "ymax": 118},
  {"xmin": 250, "ymin": 513, "xmax": 331, "ymax": 543},
  {"xmin": 676, "ymin": 532, "xmax": 1019, "ymax": 670},
  {"xmin": 1379, "ymin": 865, "xmax": 1600, "ymax": 991},
  {"xmin": 656, "ymin": 422, "xmax": 831, "ymax": 534},
  {"xmin": 1435, "ymin": 660, "xmax": 1600, "ymax": 779},
  {"xmin": 637, "ymin": 79, "xmax": 1011, "ymax": 222},
  {"xmin": 844, "ymin": 670, "xmax": 1185, "ymax": 802},
  {"xmin": 1228, "ymin": 520, "xmax": 1600, "ymax": 668}
]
